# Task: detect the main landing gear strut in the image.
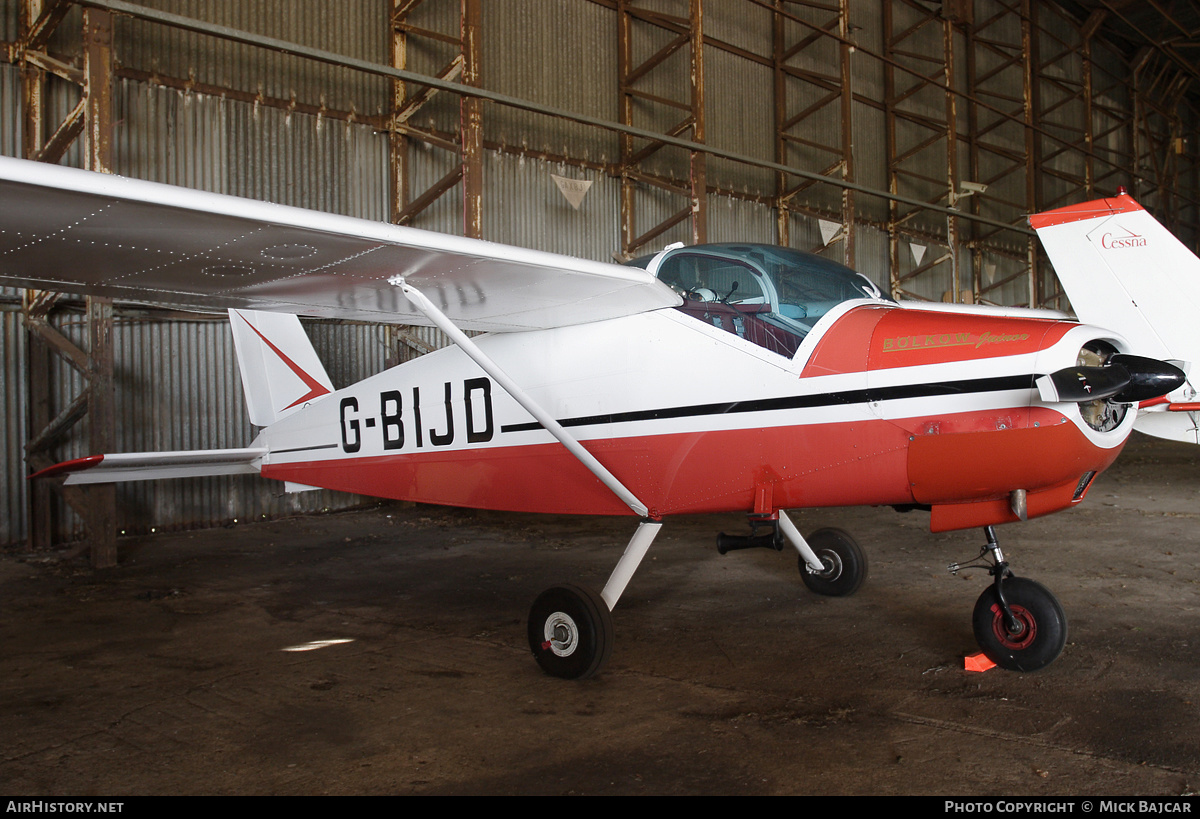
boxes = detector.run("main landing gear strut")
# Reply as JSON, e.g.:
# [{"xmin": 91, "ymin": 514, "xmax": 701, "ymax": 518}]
[
  {"xmin": 527, "ymin": 520, "xmax": 661, "ymax": 679},
  {"xmin": 950, "ymin": 525, "xmax": 1067, "ymax": 672},
  {"xmin": 718, "ymin": 510, "xmax": 869, "ymax": 597},
  {"xmin": 527, "ymin": 511, "xmax": 870, "ymax": 680},
  {"xmin": 527, "ymin": 516, "xmax": 1065, "ymax": 679}
]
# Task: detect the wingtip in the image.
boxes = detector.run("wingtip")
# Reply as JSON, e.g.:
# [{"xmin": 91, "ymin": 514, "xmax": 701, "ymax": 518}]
[
  {"xmin": 1029, "ymin": 191, "xmax": 1145, "ymax": 230},
  {"xmin": 28, "ymin": 454, "xmax": 105, "ymax": 480}
]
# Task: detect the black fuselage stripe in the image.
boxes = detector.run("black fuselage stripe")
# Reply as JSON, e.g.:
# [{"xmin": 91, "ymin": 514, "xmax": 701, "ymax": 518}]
[
  {"xmin": 498, "ymin": 374, "xmax": 1038, "ymax": 434},
  {"xmin": 273, "ymin": 443, "xmax": 341, "ymax": 454}
]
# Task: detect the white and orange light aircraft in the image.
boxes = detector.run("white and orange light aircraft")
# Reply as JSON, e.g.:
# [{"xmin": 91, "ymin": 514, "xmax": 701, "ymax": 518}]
[{"xmin": 3, "ymin": 155, "xmax": 1196, "ymax": 678}]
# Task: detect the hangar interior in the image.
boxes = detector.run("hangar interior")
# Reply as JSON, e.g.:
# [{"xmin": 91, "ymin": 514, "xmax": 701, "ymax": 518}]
[{"xmin": 2, "ymin": 0, "xmax": 1198, "ymax": 563}]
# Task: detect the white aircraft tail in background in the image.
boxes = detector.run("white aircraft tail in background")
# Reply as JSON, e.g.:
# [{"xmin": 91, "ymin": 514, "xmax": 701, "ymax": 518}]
[{"xmin": 1032, "ymin": 190, "xmax": 1200, "ymax": 444}]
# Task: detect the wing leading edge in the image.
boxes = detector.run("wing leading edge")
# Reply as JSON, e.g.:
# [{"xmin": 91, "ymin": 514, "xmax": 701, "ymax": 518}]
[{"xmin": 0, "ymin": 156, "xmax": 680, "ymax": 332}]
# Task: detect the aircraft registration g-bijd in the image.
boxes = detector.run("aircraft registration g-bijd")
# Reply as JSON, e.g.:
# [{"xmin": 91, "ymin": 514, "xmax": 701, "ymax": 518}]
[{"xmin": 3, "ymin": 155, "xmax": 1196, "ymax": 678}]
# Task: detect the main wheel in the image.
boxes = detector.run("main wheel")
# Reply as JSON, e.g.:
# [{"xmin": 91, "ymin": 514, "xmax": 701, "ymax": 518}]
[
  {"xmin": 799, "ymin": 527, "xmax": 867, "ymax": 597},
  {"xmin": 972, "ymin": 577, "xmax": 1067, "ymax": 672},
  {"xmin": 527, "ymin": 584, "xmax": 614, "ymax": 680}
]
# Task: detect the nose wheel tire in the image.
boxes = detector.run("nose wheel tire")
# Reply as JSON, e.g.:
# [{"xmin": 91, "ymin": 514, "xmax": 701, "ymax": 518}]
[
  {"xmin": 528, "ymin": 584, "xmax": 614, "ymax": 680},
  {"xmin": 972, "ymin": 577, "xmax": 1067, "ymax": 672},
  {"xmin": 799, "ymin": 527, "xmax": 867, "ymax": 597}
]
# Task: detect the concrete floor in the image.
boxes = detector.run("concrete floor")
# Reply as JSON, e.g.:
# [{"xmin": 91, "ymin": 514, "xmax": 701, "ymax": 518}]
[{"xmin": 1, "ymin": 433, "xmax": 1198, "ymax": 795}]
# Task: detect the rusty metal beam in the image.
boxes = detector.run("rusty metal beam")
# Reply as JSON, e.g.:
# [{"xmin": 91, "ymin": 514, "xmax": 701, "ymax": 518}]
[
  {"xmin": 617, "ymin": 0, "xmax": 706, "ymax": 257},
  {"xmin": 15, "ymin": 0, "xmax": 71, "ymax": 54},
  {"xmin": 838, "ymin": 0, "xmax": 854, "ymax": 267},
  {"xmin": 1025, "ymin": 0, "xmax": 1046, "ymax": 307},
  {"xmin": 945, "ymin": 18, "xmax": 960, "ymax": 303},
  {"xmin": 85, "ymin": 296, "xmax": 116, "ymax": 568},
  {"xmin": 389, "ymin": 0, "xmax": 480, "ymax": 239},
  {"xmin": 396, "ymin": 165, "xmax": 464, "ymax": 226},
  {"xmin": 460, "ymin": 0, "xmax": 482, "ymax": 240},
  {"xmin": 17, "ymin": 3, "xmax": 119, "ymax": 565},
  {"xmin": 32, "ymin": 96, "xmax": 83, "ymax": 165},
  {"xmin": 83, "ymin": 7, "xmax": 113, "ymax": 174},
  {"xmin": 395, "ymin": 55, "xmax": 464, "ymax": 123},
  {"xmin": 964, "ymin": 0, "xmax": 1036, "ymax": 305},
  {"xmin": 21, "ymin": 48, "xmax": 84, "ymax": 84},
  {"xmin": 689, "ymin": 0, "xmax": 706, "ymax": 245},
  {"xmin": 390, "ymin": 0, "xmax": 416, "ymax": 226},
  {"xmin": 81, "ymin": 8, "xmax": 117, "ymax": 567},
  {"xmin": 770, "ymin": 0, "xmax": 854, "ymax": 261}
]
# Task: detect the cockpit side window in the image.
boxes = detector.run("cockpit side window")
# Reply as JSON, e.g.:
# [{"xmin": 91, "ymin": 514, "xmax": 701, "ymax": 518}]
[
  {"xmin": 656, "ymin": 255, "xmax": 766, "ymax": 305},
  {"xmin": 659, "ymin": 253, "xmax": 804, "ymax": 358},
  {"xmin": 635, "ymin": 243, "xmax": 886, "ymax": 359}
]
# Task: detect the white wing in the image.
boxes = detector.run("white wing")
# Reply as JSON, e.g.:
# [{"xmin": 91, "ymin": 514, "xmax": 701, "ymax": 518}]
[{"xmin": 0, "ymin": 156, "xmax": 679, "ymax": 332}]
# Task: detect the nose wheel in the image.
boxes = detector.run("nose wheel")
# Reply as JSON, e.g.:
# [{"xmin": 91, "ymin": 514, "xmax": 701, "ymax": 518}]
[
  {"xmin": 952, "ymin": 526, "xmax": 1067, "ymax": 672},
  {"xmin": 972, "ymin": 577, "xmax": 1066, "ymax": 671}
]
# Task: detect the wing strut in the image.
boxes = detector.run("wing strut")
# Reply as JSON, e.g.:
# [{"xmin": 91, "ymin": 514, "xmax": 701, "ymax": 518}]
[{"xmin": 395, "ymin": 278, "xmax": 651, "ymax": 519}]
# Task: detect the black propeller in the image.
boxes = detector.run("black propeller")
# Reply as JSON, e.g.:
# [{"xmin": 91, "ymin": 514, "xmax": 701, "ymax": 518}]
[{"xmin": 1036, "ymin": 354, "xmax": 1185, "ymax": 404}]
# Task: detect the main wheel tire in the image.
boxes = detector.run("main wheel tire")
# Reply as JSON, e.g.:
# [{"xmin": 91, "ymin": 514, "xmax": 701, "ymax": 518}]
[
  {"xmin": 799, "ymin": 527, "xmax": 867, "ymax": 597},
  {"xmin": 972, "ymin": 577, "xmax": 1067, "ymax": 672},
  {"xmin": 527, "ymin": 584, "xmax": 614, "ymax": 680}
]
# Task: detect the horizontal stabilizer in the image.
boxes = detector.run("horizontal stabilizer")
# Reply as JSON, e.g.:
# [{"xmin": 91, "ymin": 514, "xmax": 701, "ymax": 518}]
[
  {"xmin": 29, "ymin": 448, "xmax": 267, "ymax": 485},
  {"xmin": 0, "ymin": 156, "xmax": 680, "ymax": 332}
]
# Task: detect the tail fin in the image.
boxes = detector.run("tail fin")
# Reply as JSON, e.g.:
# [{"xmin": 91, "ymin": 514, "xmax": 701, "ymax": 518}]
[
  {"xmin": 229, "ymin": 309, "xmax": 334, "ymax": 426},
  {"xmin": 1031, "ymin": 194, "xmax": 1199, "ymax": 443}
]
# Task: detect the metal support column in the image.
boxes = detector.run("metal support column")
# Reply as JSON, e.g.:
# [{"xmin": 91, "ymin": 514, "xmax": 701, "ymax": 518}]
[
  {"xmin": 771, "ymin": 0, "xmax": 855, "ymax": 261},
  {"xmin": 884, "ymin": 0, "xmax": 955, "ymax": 302},
  {"xmin": 1023, "ymin": 0, "xmax": 1041, "ymax": 308},
  {"xmin": 617, "ymin": 0, "xmax": 707, "ymax": 258},
  {"xmin": 388, "ymin": 0, "xmax": 478, "ymax": 238},
  {"xmin": 945, "ymin": 17, "xmax": 961, "ymax": 304},
  {"xmin": 838, "ymin": 0, "xmax": 855, "ymax": 269},
  {"xmin": 17, "ymin": 2, "xmax": 118, "ymax": 566},
  {"xmin": 460, "ymin": 0, "xmax": 483, "ymax": 240},
  {"xmin": 82, "ymin": 6, "xmax": 117, "ymax": 568}
]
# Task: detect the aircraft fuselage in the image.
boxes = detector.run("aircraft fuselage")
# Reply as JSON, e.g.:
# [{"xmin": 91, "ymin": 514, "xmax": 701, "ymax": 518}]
[{"xmin": 257, "ymin": 300, "xmax": 1131, "ymax": 531}]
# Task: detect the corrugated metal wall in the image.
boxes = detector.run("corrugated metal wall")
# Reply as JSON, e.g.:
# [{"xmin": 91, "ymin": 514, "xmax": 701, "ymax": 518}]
[
  {"xmin": 114, "ymin": 79, "xmax": 392, "ymax": 216},
  {"xmin": 1, "ymin": 38, "xmax": 401, "ymax": 544},
  {"xmin": 117, "ymin": 0, "xmax": 390, "ymax": 116},
  {"xmin": 1, "ymin": 1, "xmax": 1197, "ymax": 546}
]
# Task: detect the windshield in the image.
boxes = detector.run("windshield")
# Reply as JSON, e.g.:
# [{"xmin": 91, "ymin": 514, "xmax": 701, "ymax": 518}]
[{"xmin": 631, "ymin": 243, "xmax": 886, "ymax": 357}]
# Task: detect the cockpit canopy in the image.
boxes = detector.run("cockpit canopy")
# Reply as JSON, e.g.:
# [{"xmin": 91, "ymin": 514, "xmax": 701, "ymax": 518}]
[{"xmin": 629, "ymin": 243, "xmax": 887, "ymax": 358}]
